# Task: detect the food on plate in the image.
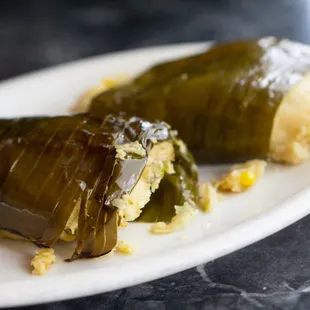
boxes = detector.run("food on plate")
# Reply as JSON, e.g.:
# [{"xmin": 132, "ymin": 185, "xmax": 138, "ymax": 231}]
[
  {"xmin": 198, "ymin": 182, "xmax": 220, "ymax": 212},
  {"xmin": 31, "ymin": 249, "xmax": 56, "ymax": 275},
  {"xmin": 3, "ymin": 36, "xmax": 305, "ymax": 277},
  {"xmin": 74, "ymin": 75, "xmax": 129, "ymax": 113},
  {"xmin": 83, "ymin": 37, "xmax": 310, "ymax": 164},
  {"xmin": 149, "ymin": 202, "xmax": 197, "ymax": 234},
  {"xmin": 135, "ymin": 138, "xmax": 199, "ymax": 224},
  {"xmin": 0, "ymin": 113, "xmax": 198, "ymax": 270},
  {"xmin": 116, "ymin": 240, "xmax": 136, "ymax": 255},
  {"xmin": 216, "ymin": 160, "xmax": 267, "ymax": 193}
]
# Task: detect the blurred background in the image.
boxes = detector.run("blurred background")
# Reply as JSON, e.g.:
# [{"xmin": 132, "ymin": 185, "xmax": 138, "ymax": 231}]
[{"xmin": 1, "ymin": 0, "xmax": 310, "ymax": 80}]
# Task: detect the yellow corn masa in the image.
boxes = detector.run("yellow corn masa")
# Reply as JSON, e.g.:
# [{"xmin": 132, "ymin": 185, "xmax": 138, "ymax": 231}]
[{"xmin": 218, "ymin": 160, "xmax": 267, "ymax": 193}]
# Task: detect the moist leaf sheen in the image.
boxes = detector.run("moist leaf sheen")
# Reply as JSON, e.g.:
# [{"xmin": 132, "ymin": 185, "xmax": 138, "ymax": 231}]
[
  {"xmin": 0, "ymin": 113, "xmax": 182, "ymax": 260},
  {"xmin": 137, "ymin": 139, "xmax": 198, "ymax": 223},
  {"xmin": 90, "ymin": 37, "xmax": 310, "ymax": 163}
]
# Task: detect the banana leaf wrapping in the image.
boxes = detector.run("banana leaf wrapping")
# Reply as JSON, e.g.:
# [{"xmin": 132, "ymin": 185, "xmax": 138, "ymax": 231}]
[
  {"xmin": 90, "ymin": 37, "xmax": 310, "ymax": 163},
  {"xmin": 137, "ymin": 141, "xmax": 198, "ymax": 222},
  {"xmin": 0, "ymin": 114, "xmax": 198, "ymax": 261}
]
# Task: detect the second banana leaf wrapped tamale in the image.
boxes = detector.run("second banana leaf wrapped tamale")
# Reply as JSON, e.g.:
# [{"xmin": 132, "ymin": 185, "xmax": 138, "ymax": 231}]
[
  {"xmin": 0, "ymin": 114, "xmax": 198, "ymax": 262},
  {"xmin": 88, "ymin": 37, "xmax": 310, "ymax": 164}
]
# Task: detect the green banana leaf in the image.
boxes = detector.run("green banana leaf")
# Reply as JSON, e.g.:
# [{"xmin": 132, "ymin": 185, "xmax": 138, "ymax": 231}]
[
  {"xmin": 90, "ymin": 37, "xmax": 310, "ymax": 163},
  {"xmin": 0, "ymin": 113, "xmax": 199, "ymax": 260},
  {"xmin": 137, "ymin": 139, "xmax": 198, "ymax": 223},
  {"xmin": 0, "ymin": 114, "xmax": 177, "ymax": 260}
]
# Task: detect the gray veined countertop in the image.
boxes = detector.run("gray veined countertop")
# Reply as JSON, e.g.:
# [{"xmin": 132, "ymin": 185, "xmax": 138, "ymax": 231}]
[{"xmin": 3, "ymin": 0, "xmax": 310, "ymax": 309}]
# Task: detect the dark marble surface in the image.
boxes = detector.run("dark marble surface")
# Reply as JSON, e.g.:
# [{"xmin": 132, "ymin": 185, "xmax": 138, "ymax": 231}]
[
  {"xmin": 15, "ymin": 216, "xmax": 310, "ymax": 310},
  {"xmin": 3, "ymin": 0, "xmax": 310, "ymax": 309}
]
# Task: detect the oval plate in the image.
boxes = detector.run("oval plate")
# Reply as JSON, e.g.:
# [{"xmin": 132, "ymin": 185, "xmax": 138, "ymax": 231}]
[{"xmin": 1, "ymin": 43, "xmax": 310, "ymax": 308}]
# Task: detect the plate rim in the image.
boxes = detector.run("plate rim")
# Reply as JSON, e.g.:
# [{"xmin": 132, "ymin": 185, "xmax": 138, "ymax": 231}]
[
  {"xmin": 2, "ymin": 185, "xmax": 310, "ymax": 308},
  {"xmin": 1, "ymin": 42, "xmax": 310, "ymax": 308},
  {"xmin": 0, "ymin": 41, "xmax": 210, "ymax": 87}
]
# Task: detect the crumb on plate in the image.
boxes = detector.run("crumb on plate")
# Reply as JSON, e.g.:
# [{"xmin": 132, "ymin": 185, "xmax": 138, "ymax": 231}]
[
  {"xmin": 31, "ymin": 248, "xmax": 56, "ymax": 276},
  {"xmin": 116, "ymin": 240, "xmax": 136, "ymax": 255},
  {"xmin": 198, "ymin": 182, "xmax": 220, "ymax": 212},
  {"xmin": 217, "ymin": 160, "xmax": 267, "ymax": 193}
]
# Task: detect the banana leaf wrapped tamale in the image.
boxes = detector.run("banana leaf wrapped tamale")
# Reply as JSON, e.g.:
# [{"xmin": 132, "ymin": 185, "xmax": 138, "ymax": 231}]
[
  {"xmin": 0, "ymin": 114, "xmax": 198, "ymax": 262},
  {"xmin": 88, "ymin": 37, "xmax": 310, "ymax": 164}
]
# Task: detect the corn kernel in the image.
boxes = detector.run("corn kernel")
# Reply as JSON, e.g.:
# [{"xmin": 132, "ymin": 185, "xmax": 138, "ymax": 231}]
[
  {"xmin": 103, "ymin": 79, "xmax": 119, "ymax": 88},
  {"xmin": 239, "ymin": 171, "xmax": 256, "ymax": 187}
]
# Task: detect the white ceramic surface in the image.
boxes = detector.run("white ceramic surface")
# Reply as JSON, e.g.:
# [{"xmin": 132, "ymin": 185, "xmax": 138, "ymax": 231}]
[{"xmin": 1, "ymin": 43, "xmax": 310, "ymax": 308}]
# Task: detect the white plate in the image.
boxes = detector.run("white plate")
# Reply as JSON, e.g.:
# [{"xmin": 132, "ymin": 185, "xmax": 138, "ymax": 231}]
[{"xmin": 1, "ymin": 43, "xmax": 310, "ymax": 308}]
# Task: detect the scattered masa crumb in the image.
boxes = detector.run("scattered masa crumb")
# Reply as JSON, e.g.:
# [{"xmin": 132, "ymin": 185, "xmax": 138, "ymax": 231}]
[
  {"xmin": 198, "ymin": 182, "xmax": 220, "ymax": 212},
  {"xmin": 217, "ymin": 160, "xmax": 267, "ymax": 193},
  {"xmin": 116, "ymin": 240, "xmax": 136, "ymax": 255},
  {"xmin": 31, "ymin": 248, "xmax": 56, "ymax": 276}
]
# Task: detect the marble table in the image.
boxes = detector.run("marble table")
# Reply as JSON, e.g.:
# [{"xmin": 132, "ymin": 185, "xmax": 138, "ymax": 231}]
[{"xmin": 3, "ymin": 0, "xmax": 310, "ymax": 309}]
